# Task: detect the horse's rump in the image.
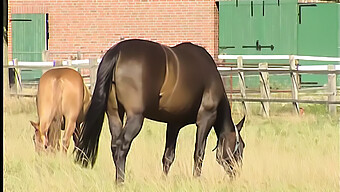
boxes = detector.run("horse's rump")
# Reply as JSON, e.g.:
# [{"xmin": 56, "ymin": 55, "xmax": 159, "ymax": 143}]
[{"xmin": 33, "ymin": 67, "xmax": 89, "ymax": 151}]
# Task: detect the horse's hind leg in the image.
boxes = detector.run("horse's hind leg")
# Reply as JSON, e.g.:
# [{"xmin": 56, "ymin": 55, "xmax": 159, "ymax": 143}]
[
  {"xmin": 48, "ymin": 119, "xmax": 62, "ymax": 152},
  {"xmin": 107, "ymin": 86, "xmax": 124, "ymax": 159},
  {"xmin": 162, "ymin": 123, "xmax": 181, "ymax": 175},
  {"xmin": 113, "ymin": 113, "xmax": 144, "ymax": 183},
  {"xmin": 73, "ymin": 122, "xmax": 81, "ymax": 147},
  {"xmin": 62, "ymin": 116, "xmax": 77, "ymax": 153},
  {"xmin": 107, "ymin": 110, "xmax": 124, "ymax": 156}
]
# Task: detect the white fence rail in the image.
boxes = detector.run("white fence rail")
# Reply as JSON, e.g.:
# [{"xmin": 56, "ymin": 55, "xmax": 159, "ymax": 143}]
[
  {"xmin": 4, "ymin": 55, "xmax": 340, "ymax": 116},
  {"xmin": 218, "ymin": 55, "xmax": 339, "ymax": 116}
]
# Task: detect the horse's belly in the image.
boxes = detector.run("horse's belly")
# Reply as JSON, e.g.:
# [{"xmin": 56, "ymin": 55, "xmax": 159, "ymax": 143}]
[{"xmin": 159, "ymin": 89, "xmax": 190, "ymax": 111}]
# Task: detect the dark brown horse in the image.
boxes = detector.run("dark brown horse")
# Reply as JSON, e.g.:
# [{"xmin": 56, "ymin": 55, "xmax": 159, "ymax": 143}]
[
  {"xmin": 75, "ymin": 39, "xmax": 245, "ymax": 182},
  {"xmin": 30, "ymin": 67, "xmax": 91, "ymax": 153}
]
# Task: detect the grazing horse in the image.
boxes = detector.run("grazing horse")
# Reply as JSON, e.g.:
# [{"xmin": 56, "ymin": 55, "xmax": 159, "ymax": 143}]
[
  {"xmin": 75, "ymin": 39, "xmax": 246, "ymax": 183},
  {"xmin": 30, "ymin": 67, "xmax": 91, "ymax": 153}
]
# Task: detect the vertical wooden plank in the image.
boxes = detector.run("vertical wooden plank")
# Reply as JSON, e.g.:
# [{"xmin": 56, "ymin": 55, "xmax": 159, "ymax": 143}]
[
  {"xmin": 237, "ymin": 56, "xmax": 247, "ymax": 115},
  {"xmin": 89, "ymin": 58, "xmax": 97, "ymax": 94},
  {"xmin": 42, "ymin": 50, "xmax": 49, "ymax": 62},
  {"xmin": 4, "ymin": 32, "xmax": 9, "ymax": 96},
  {"xmin": 55, "ymin": 60, "xmax": 62, "ymax": 67},
  {"xmin": 259, "ymin": 62, "xmax": 270, "ymax": 117},
  {"xmin": 42, "ymin": 50, "xmax": 49, "ymax": 74},
  {"xmin": 328, "ymin": 65, "xmax": 336, "ymax": 116},
  {"xmin": 229, "ymin": 71, "xmax": 233, "ymax": 109},
  {"xmin": 290, "ymin": 55, "xmax": 299, "ymax": 115},
  {"xmin": 67, "ymin": 59, "xmax": 72, "ymax": 66},
  {"xmin": 77, "ymin": 51, "xmax": 82, "ymax": 60},
  {"xmin": 13, "ymin": 59, "xmax": 21, "ymax": 95}
]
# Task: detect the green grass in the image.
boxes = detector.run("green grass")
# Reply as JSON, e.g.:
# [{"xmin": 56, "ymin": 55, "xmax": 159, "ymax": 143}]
[{"xmin": 3, "ymin": 98, "xmax": 340, "ymax": 191}]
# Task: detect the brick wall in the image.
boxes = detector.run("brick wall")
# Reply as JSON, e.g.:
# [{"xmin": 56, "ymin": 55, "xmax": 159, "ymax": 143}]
[{"xmin": 8, "ymin": 0, "xmax": 219, "ymax": 61}]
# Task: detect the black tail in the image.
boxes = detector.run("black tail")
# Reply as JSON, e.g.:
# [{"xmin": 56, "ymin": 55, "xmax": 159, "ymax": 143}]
[{"xmin": 74, "ymin": 50, "xmax": 119, "ymax": 167}]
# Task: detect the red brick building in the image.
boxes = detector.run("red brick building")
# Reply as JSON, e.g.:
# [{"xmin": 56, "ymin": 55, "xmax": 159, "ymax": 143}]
[{"xmin": 8, "ymin": 0, "xmax": 219, "ymax": 61}]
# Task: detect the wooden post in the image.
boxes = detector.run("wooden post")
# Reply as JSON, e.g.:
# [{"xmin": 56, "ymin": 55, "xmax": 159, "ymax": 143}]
[
  {"xmin": 77, "ymin": 51, "xmax": 82, "ymax": 60},
  {"xmin": 259, "ymin": 62, "xmax": 270, "ymax": 117},
  {"xmin": 42, "ymin": 50, "xmax": 49, "ymax": 62},
  {"xmin": 89, "ymin": 58, "xmax": 97, "ymax": 94},
  {"xmin": 67, "ymin": 59, "xmax": 72, "ymax": 66},
  {"xmin": 55, "ymin": 60, "xmax": 63, "ymax": 67},
  {"xmin": 328, "ymin": 65, "xmax": 337, "ymax": 116},
  {"xmin": 13, "ymin": 59, "xmax": 22, "ymax": 95},
  {"xmin": 237, "ymin": 56, "xmax": 247, "ymax": 115},
  {"xmin": 42, "ymin": 51, "xmax": 50, "ymax": 74},
  {"xmin": 290, "ymin": 55, "xmax": 299, "ymax": 115},
  {"xmin": 3, "ymin": 34, "xmax": 9, "ymax": 96},
  {"xmin": 229, "ymin": 70, "xmax": 233, "ymax": 109}
]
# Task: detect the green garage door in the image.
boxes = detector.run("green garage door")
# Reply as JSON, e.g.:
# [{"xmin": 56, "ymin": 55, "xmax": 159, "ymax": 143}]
[
  {"xmin": 12, "ymin": 13, "xmax": 47, "ymax": 82},
  {"xmin": 219, "ymin": 0, "xmax": 297, "ymax": 56},
  {"xmin": 297, "ymin": 3, "xmax": 340, "ymax": 86},
  {"xmin": 219, "ymin": 0, "xmax": 297, "ymax": 89},
  {"xmin": 219, "ymin": 1, "xmax": 339, "ymax": 88}
]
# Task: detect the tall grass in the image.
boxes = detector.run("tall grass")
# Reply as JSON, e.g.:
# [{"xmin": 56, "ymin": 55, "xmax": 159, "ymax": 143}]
[{"xmin": 4, "ymin": 97, "xmax": 339, "ymax": 191}]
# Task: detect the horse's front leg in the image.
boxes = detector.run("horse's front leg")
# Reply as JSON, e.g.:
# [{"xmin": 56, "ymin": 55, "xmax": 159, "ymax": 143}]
[
  {"xmin": 193, "ymin": 107, "xmax": 217, "ymax": 177},
  {"xmin": 162, "ymin": 124, "xmax": 181, "ymax": 175},
  {"xmin": 113, "ymin": 113, "xmax": 144, "ymax": 183}
]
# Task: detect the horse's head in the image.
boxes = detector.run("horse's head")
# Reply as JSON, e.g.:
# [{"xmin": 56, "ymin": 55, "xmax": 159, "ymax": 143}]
[
  {"xmin": 30, "ymin": 121, "xmax": 48, "ymax": 152},
  {"xmin": 216, "ymin": 116, "xmax": 245, "ymax": 178}
]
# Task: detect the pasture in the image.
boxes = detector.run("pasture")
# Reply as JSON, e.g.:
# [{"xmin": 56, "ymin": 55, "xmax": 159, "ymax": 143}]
[{"xmin": 4, "ymin": 97, "xmax": 339, "ymax": 191}]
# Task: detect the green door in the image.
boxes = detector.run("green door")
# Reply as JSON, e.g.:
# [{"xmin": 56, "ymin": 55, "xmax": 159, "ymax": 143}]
[
  {"xmin": 219, "ymin": 0, "xmax": 297, "ymax": 56},
  {"xmin": 297, "ymin": 3, "xmax": 340, "ymax": 86},
  {"xmin": 12, "ymin": 13, "xmax": 47, "ymax": 82},
  {"xmin": 219, "ymin": 0, "xmax": 297, "ymax": 89}
]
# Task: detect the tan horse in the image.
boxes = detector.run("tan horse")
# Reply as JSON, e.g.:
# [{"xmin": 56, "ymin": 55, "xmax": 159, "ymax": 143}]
[{"xmin": 30, "ymin": 67, "xmax": 91, "ymax": 153}]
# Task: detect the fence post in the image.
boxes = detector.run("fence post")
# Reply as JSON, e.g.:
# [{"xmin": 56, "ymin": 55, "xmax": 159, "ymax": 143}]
[
  {"xmin": 237, "ymin": 56, "xmax": 247, "ymax": 115},
  {"xmin": 229, "ymin": 71, "xmax": 233, "ymax": 109},
  {"xmin": 328, "ymin": 65, "xmax": 337, "ymax": 116},
  {"xmin": 42, "ymin": 50, "xmax": 49, "ymax": 62},
  {"xmin": 222, "ymin": 75, "xmax": 231, "ymax": 108},
  {"xmin": 290, "ymin": 55, "xmax": 299, "ymax": 115},
  {"xmin": 4, "ymin": 34, "xmax": 9, "ymax": 96},
  {"xmin": 13, "ymin": 59, "xmax": 22, "ymax": 95},
  {"xmin": 259, "ymin": 62, "xmax": 270, "ymax": 117},
  {"xmin": 67, "ymin": 59, "xmax": 72, "ymax": 66},
  {"xmin": 77, "ymin": 51, "xmax": 82, "ymax": 60},
  {"xmin": 89, "ymin": 58, "xmax": 97, "ymax": 94},
  {"xmin": 55, "ymin": 60, "xmax": 63, "ymax": 67}
]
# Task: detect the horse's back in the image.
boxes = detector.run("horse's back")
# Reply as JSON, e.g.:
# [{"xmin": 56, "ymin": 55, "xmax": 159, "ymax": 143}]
[
  {"xmin": 158, "ymin": 43, "xmax": 225, "ymax": 115},
  {"xmin": 112, "ymin": 39, "xmax": 224, "ymax": 123},
  {"xmin": 172, "ymin": 42, "xmax": 222, "ymax": 82}
]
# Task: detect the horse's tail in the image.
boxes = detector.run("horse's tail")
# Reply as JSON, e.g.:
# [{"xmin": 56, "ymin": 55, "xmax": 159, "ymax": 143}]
[{"xmin": 74, "ymin": 50, "xmax": 119, "ymax": 167}]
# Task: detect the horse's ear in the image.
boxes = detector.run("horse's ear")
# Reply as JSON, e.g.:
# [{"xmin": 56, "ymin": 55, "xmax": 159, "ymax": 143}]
[
  {"xmin": 30, "ymin": 121, "xmax": 39, "ymax": 131},
  {"xmin": 236, "ymin": 116, "xmax": 245, "ymax": 132}
]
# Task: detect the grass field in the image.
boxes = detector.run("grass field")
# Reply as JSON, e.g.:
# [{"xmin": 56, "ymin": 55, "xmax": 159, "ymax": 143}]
[{"xmin": 3, "ymin": 97, "xmax": 339, "ymax": 192}]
